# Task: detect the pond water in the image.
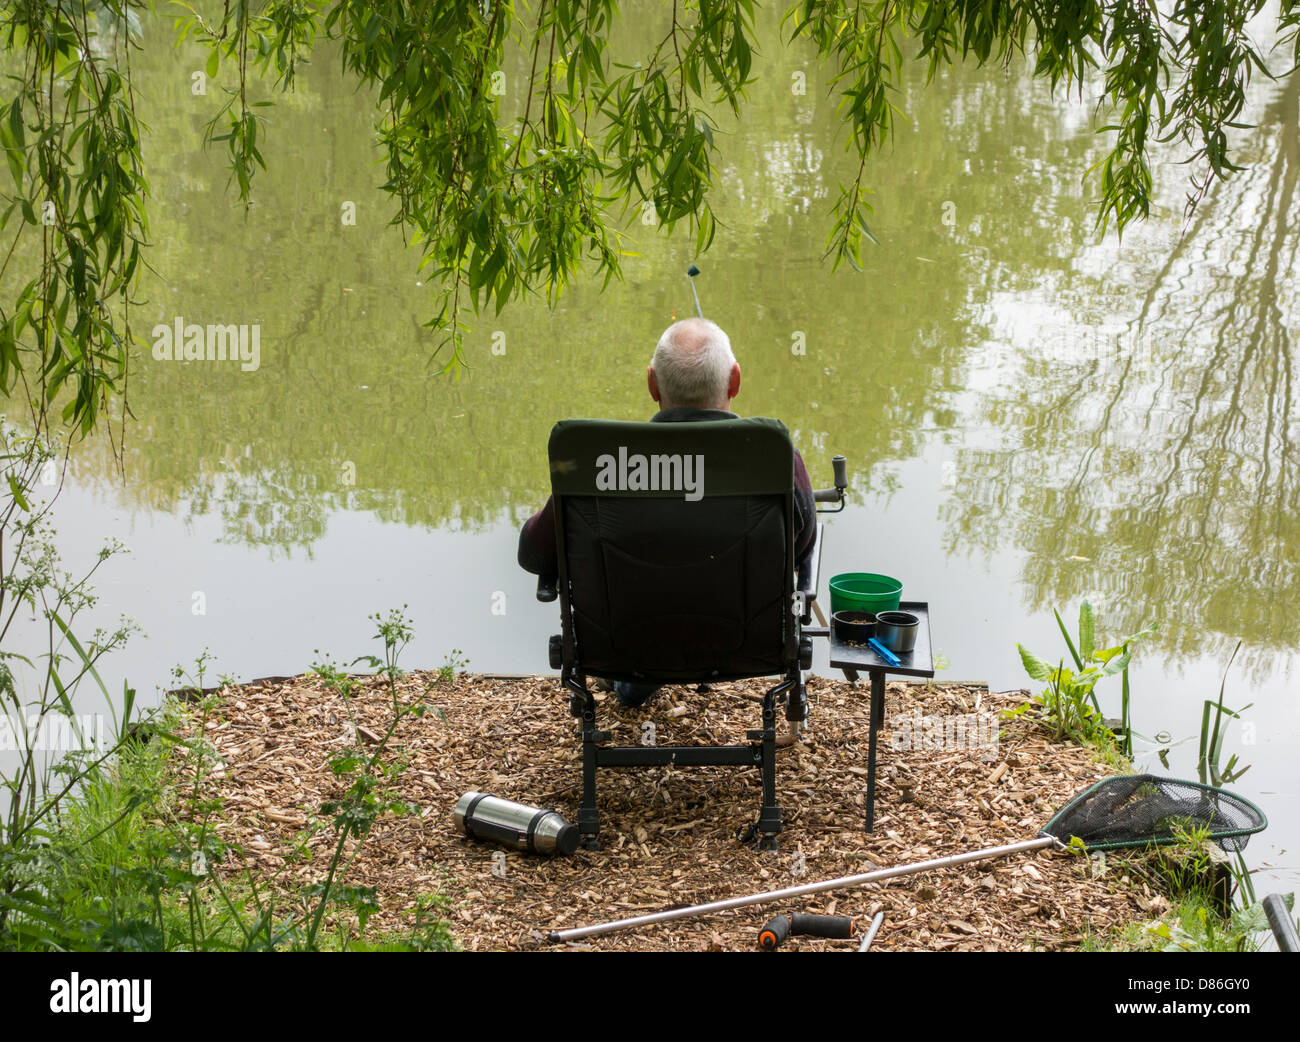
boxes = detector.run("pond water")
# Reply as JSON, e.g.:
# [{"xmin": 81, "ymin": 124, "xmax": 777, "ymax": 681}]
[{"xmin": 18, "ymin": 8, "xmax": 1298, "ymax": 893}]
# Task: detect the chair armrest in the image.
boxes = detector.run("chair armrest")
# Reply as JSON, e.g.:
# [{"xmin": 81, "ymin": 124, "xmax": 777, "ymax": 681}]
[
  {"xmin": 796, "ymin": 523, "xmax": 823, "ymax": 623},
  {"xmin": 536, "ymin": 574, "xmax": 558, "ymax": 602}
]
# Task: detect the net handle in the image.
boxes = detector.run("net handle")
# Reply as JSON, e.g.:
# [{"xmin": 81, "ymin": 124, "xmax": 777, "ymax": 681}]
[
  {"xmin": 550, "ymin": 836, "xmax": 1056, "ymax": 943},
  {"xmin": 549, "ymin": 778, "xmax": 1267, "ymax": 943}
]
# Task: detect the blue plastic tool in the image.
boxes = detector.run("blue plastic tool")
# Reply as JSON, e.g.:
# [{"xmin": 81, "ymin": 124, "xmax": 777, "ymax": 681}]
[{"xmin": 867, "ymin": 637, "xmax": 901, "ymax": 666}]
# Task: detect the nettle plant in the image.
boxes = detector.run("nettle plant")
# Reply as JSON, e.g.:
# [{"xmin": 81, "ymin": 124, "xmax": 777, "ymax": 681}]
[
  {"xmin": 146, "ymin": 612, "xmax": 457, "ymax": 951},
  {"xmin": 1013, "ymin": 600, "xmax": 1155, "ymax": 749},
  {"xmin": 298, "ymin": 607, "xmax": 448, "ymax": 950}
]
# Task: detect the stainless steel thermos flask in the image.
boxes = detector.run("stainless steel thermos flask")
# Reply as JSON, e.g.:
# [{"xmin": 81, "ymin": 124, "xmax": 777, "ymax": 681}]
[{"xmin": 453, "ymin": 792, "xmax": 579, "ymax": 856}]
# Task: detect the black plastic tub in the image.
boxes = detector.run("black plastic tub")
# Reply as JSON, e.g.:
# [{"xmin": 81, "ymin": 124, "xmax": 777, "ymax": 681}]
[{"xmin": 832, "ymin": 610, "xmax": 877, "ymax": 642}]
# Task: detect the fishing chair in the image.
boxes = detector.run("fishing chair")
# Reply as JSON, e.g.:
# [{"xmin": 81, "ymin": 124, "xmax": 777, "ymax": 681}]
[{"xmin": 535, "ymin": 417, "xmax": 821, "ymax": 851}]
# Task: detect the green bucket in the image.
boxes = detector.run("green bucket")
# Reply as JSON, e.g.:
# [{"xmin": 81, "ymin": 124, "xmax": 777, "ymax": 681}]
[{"xmin": 829, "ymin": 573, "xmax": 902, "ymax": 615}]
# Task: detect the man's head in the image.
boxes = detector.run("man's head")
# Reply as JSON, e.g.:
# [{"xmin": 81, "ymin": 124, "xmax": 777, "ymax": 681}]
[{"xmin": 648, "ymin": 317, "xmax": 742, "ymax": 411}]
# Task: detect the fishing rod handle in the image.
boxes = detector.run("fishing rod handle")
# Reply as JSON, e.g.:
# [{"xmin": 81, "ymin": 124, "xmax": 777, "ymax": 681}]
[
  {"xmin": 813, "ymin": 455, "xmax": 849, "ymax": 504},
  {"xmin": 832, "ymin": 454, "xmax": 847, "ymax": 489},
  {"xmin": 758, "ymin": 913, "xmax": 854, "ymax": 950}
]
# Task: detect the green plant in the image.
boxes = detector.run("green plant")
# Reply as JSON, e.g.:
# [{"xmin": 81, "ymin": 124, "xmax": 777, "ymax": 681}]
[
  {"xmin": 0, "ymin": 425, "xmax": 142, "ymax": 946},
  {"xmin": 301, "ymin": 606, "xmax": 438, "ymax": 949},
  {"xmin": 159, "ymin": 610, "xmax": 451, "ymax": 951},
  {"xmin": 437, "ymin": 647, "xmax": 469, "ymax": 684},
  {"xmin": 348, "ymin": 893, "xmax": 459, "ymax": 952},
  {"xmin": 1147, "ymin": 821, "xmax": 1227, "ymax": 900},
  {"xmin": 1014, "ymin": 601, "xmax": 1155, "ymax": 748},
  {"xmin": 8, "ymin": 681, "xmax": 459, "ymax": 951},
  {"xmin": 29, "ymin": 701, "xmax": 254, "ymax": 952},
  {"xmin": 1197, "ymin": 641, "xmax": 1252, "ymax": 788},
  {"xmin": 2, "ymin": 592, "xmax": 458, "ymax": 950},
  {"xmin": 1186, "ymin": 642, "xmax": 1257, "ymax": 911},
  {"xmin": 1112, "ymin": 806, "xmax": 1282, "ymax": 952},
  {"xmin": 924, "ymin": 649, "xmax": 949, "ymax": 691},
  {"xmin": 1141, "ymin": 894, "xmax": 1275, "ymax": 952}
]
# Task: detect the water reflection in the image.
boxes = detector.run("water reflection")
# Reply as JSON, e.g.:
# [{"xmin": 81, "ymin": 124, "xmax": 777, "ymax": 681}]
[
  {"xmin": 942, "ymin": 72, "xmax": 1300, "ymax": 670},
  {"xmin": 40, "ymin": 12, "xmax": 1298, "ymax": 677}
]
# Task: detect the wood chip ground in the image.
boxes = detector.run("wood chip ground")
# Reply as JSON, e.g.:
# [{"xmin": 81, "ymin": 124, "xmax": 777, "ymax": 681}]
[{"xmin": 172, "ymin": 674, "xmax": 1161, "ymax": 951}]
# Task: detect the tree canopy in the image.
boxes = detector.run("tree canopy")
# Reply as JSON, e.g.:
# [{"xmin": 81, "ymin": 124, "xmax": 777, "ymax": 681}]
[{"xmin": 1, "ymin": 0, "xmax": 1297, "ymax": 443}]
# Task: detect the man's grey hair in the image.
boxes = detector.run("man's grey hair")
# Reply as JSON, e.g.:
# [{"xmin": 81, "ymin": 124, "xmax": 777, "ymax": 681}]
[{"xmin": 651, "ymin": 318, "xmax": 736, "ymax": 409}]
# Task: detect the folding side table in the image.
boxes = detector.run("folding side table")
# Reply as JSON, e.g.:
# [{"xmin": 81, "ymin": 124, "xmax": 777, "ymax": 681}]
[{"xmin": 808, "ymin": 600, "xmax": 934, "ymax": 831}]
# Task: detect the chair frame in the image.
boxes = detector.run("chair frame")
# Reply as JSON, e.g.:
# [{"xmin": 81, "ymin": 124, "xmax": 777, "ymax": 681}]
[{"xmin": 541, "ymin": 418, "xmax": 816, "ymax": 851}]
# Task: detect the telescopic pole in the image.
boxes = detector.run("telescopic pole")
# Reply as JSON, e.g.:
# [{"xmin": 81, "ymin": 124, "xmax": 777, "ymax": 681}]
[{"xmin": 548, "ymin": 835, "xmax": 1055, "ymax": 944}]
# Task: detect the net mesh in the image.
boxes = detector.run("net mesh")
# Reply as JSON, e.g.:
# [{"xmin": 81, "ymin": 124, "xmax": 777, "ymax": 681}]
[{"xmin": 1040, "ymin": 774, "xmax": 1267, "ymax": 852}]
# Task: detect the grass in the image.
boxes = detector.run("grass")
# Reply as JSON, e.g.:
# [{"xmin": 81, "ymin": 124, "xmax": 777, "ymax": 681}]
[
  {"xmin": 27, "ymin": 720, "xmax": 252, "ymax": 951},
  {"xmin": 1082, "ymin": 888, "xmax": 1277, "ymax": 952},
  {"xmin": 3, "ymin": 692, "xmax": 459, "ymax": 952},
  {"xmin": 2, "ymin": 605, "xmax": 462, "ymax": 953},
  {"xmin": 1072, "ymin": 822, "xmax": 1283, "ymax": 952},
  {"xmin": 1013, "ymin": 686, "xmax": 1263, "ymax": 953}
]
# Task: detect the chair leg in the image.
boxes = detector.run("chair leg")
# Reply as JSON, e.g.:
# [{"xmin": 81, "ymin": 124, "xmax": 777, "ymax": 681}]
[
  {"xmin": 785, "ymin": 675, "xmax": 809, "ymax": 723},
  {"xmin": 740, "ymin": 685, "xmax": 784, "ymax": 852},
  {"xmin": 758, "ymin": 692, "xmax": 782, "ymax": 849},
  {"xmin": 564, "ymin": 672, "xmax": 601, "ymax": 850},
  {"xmin": 578, "ymin": 700, "xmax": 601, "ymax": 849}
]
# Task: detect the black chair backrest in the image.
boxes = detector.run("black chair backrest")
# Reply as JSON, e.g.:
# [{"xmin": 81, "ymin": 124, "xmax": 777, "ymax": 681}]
[{"xmin": 548, "ymin": 417, "xmax": 798, "ymax": 684}]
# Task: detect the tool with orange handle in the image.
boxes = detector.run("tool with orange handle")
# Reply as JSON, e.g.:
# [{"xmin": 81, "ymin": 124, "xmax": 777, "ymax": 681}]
[{"xmin": 757, "ymin": 912, "xmax": 854, "ymax": 950}]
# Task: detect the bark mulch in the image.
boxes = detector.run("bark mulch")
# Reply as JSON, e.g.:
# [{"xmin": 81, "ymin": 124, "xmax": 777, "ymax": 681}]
[{"xmin": 172, "ymin": 672, "xmax": 1167, "ymax": 951}]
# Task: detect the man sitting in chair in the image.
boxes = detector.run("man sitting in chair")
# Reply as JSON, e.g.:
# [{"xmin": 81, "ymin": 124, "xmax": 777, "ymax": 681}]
[{"xmin": 517, "ymin": 316, "xmax": 817, "ymax": 707}]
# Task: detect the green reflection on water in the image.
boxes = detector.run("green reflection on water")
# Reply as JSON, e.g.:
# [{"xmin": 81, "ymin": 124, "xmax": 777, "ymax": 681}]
[
  {"xmin": 942, "ymin": 73, "xmax": 1300, "ymax": 672},
  {"xmin": 47, "ymin": 10, "xmax": 1299, "ymax": 668}
]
